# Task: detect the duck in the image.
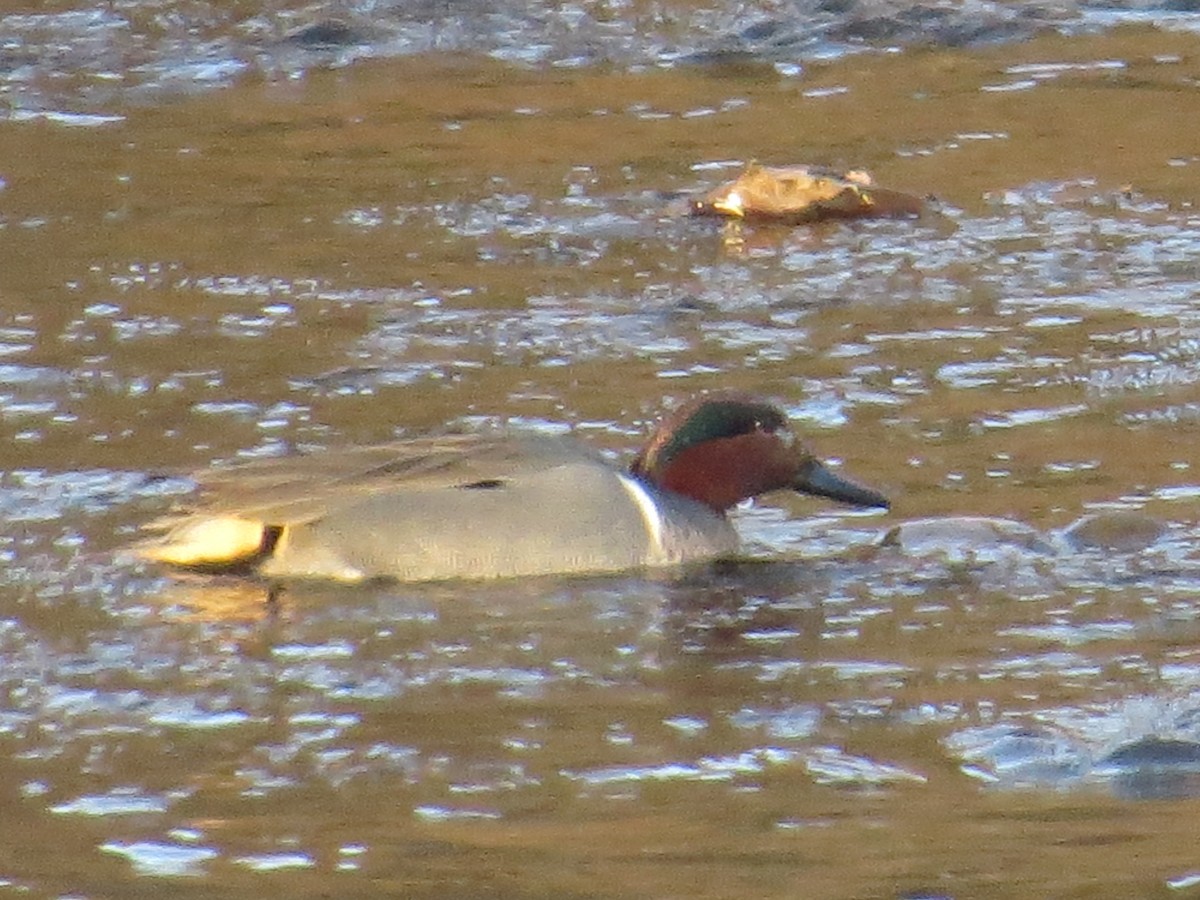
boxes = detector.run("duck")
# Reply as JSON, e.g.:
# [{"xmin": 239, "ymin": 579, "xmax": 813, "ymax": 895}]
[
  {"xmin": 134, "ymin": 392, "xmax": 890, "ymax": 583},
  {"xmin": 691, "ymin": 163, "xmax": 926, "ymax": 223}
]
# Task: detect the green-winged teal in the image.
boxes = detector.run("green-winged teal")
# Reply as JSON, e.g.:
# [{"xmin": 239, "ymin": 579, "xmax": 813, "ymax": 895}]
[{"xmin": 135, "ymin": 392, "xmax": 889, "ymax": 582}]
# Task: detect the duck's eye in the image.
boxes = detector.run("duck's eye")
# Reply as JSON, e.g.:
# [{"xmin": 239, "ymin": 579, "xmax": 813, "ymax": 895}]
[{"xmin": 757, "ymin": 420, "xmax": 795, "ymax": 447}]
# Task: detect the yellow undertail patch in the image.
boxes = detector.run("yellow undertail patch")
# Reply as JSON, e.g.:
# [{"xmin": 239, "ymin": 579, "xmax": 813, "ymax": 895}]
[{"xmin": 137, "ymin": 516, "xmax": 269, "ymax": 568}]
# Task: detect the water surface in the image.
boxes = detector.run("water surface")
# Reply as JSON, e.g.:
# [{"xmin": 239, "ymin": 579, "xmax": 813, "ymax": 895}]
[{"xmin": 3, "ymin": 4, "xmax": 1200, "ymax": 898}]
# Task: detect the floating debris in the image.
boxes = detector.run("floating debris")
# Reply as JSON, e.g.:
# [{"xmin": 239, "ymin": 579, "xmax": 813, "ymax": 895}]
[{"xmin": 691, "ymin": 163, "xmax": 926, "ymax": 223}]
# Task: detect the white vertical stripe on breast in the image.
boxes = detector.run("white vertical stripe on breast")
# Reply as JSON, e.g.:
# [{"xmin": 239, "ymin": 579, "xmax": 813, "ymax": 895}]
[{"xmin": 616, "ymin": 473, "xmax": 665, "ymax": 560}]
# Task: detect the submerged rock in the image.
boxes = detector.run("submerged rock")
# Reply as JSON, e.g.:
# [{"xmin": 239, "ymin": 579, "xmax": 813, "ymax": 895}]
[
  {"xmin": 1100, "ymin": 736, "xmax": 1200, "ymax": 801},
  {"xmin": 880, "ymin": 511, "xmax": 1169, "ymax": 560},
  {"xmin": 691, "ymin": 163, "xmax": 926, "ymax": 224},
  {"xmin": 283, "ymin": 19, "xmax": 369, "ymax": 49},
  {"xmin": 879, "ymin": 516, "xmax": 1056, "ymax": 558},
  {"xmin": 1101, "ymin": 736, "xmax": 1200, "ymax": 768},
  {"xmin": 1057, "ymin": 510, "xmax": 1168, "ymax": 553}
]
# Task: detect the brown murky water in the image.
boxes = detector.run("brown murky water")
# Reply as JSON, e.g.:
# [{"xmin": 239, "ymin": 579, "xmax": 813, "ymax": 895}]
[{"xmin": 5, "ymin": 6, "xmax": 1200, "ymax": 897}]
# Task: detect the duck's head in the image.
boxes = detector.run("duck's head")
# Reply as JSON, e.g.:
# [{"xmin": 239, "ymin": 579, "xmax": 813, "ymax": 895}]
[{"xmin": 630, "ymin": 392, "xmax": 890, "ymax": 513}]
